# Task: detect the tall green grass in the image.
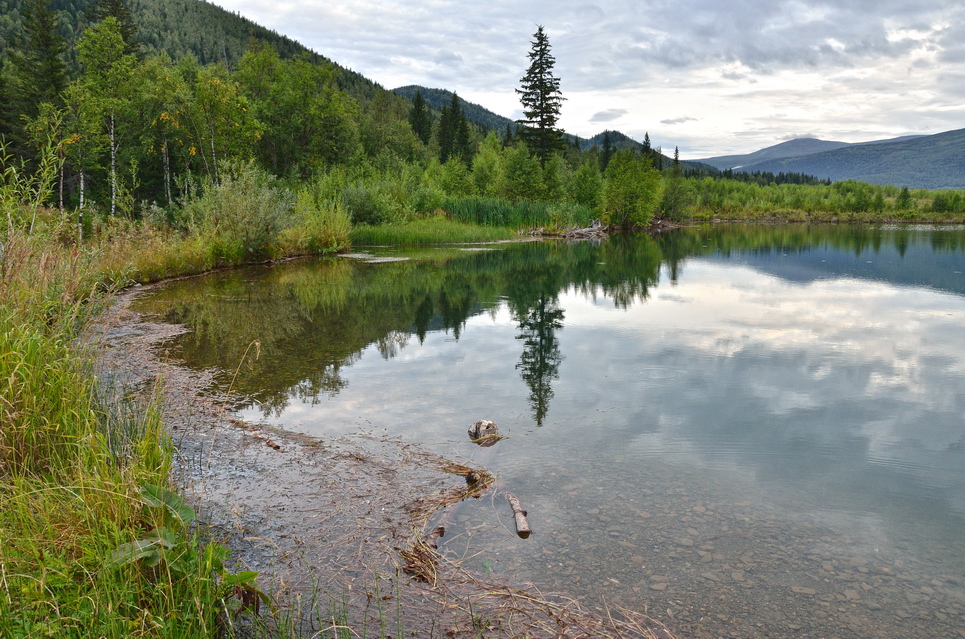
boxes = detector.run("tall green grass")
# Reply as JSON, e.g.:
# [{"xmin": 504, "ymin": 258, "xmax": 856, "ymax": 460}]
[
  {"xmin": 0, "ymin": 226, "xmax": 265, "ymax": 636},
  {"xmin": 1, "ymin": 145, "xmax": 274, "ymax": 637},
  {"xmin": 350, "ymin": 216, "xmax": 518, "ymax": 245}
]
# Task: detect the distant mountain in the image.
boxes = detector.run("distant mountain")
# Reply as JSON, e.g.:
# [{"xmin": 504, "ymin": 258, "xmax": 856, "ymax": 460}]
[
  {"xmin": 700, "ymin": 138, "xmax": 852, "ymax": 170},
  {"xmin": 735, "ymin": 129, "xmax": 965, "ymax": 189}
]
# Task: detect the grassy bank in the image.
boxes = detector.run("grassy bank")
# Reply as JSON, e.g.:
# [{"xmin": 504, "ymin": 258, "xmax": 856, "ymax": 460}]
[
  {"xmin": 0, "ymin": 229, "xmax": 257, "ymax": 637},
  {"xmin": 0, "ymin": 155, "xmax": 348, "ymax": 637}
]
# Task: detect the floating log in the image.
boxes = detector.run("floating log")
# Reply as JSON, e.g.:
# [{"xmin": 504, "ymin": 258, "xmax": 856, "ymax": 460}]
[{"xmin": 505, "ymin": 492, "xmax": 532, "ymax": 539}]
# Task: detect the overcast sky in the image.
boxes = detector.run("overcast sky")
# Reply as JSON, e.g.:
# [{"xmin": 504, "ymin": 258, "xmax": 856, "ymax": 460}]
[{"xmin": 207, "ymin": 0, "xmax": 965, "ymax": 158}]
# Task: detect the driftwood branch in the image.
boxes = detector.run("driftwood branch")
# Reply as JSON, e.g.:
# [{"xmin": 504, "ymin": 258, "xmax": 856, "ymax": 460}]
[
  {"xmin": 529, "ymin": 219, "xmax": 610, "ymax": 239},
  {"xmin": 505, "ymin": 492, "xmax": 532, "ymax": 539}
]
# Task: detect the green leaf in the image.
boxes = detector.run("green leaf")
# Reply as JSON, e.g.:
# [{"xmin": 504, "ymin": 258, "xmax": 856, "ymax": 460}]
[
  {"xmin": 109, "ymin": 535, "xmax": 169, "ymax": 568},
  {"xmin": 141, "ymin": 483, "xmax": 196, "ymax": 524},
  {"xmin": 222, "ymin": 570, "xmax": 259, "ymax": 586}
]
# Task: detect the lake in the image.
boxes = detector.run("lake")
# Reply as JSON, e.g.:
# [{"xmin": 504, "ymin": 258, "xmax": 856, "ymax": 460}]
[{"xmin": 134, "ymin": 224, "xmax": 965, "ymax": 638}]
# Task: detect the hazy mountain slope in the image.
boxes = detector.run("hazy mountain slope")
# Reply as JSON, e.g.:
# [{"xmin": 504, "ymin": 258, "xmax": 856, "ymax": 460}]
[
  {"xmin": 739, "ymin": 129, "xmax": 965, "ymax": 189},
  {"xmin": 700, "ymin": 138, "xmax": 851, "ymax": 170}
]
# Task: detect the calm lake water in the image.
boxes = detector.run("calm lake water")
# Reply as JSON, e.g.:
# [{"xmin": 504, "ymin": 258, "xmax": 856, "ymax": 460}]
[{"xmin": 135, "ymin": 225, "xmax": 965, "ymax": 638}]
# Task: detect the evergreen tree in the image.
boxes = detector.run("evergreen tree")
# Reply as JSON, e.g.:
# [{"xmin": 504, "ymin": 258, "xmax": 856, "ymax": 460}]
[
  {"xmin": 0, "ymin": 66, "xmax": 14, "ymax": 143},
  {"xmin": 600, "ymin": 130, "xmax": 614, "ymax": 171},
  {"xmin": 660, "ymin": 146, "xmax": 689, "ymax": 222},
  {"xmin": 502, "ymin": 123, "xmax": 515, "ymax": 146},
  {"xmin": 7, "ymin": 0, "xmax": 68, "ymax": 133},
  {"xmin": 408, "ymin": 90, "xmax": 431, "ymax": 145},
  {"xmin": 516, "ymin": 25, "xmax": 565, "ymax": 166},
  {"xmin": 642, "ymin": 132, "xmax": 651, "ymax": 156},
  {"xmin": 436, "ymin": 92, "xmax": 471, "ymax": 165},
  {"xmin": 896, "ymin": 185, "xmax": 912, "ymax": 210},
  {"xmin": 87, "ymin": 0, "xmax": 140, "ymax": 56}
]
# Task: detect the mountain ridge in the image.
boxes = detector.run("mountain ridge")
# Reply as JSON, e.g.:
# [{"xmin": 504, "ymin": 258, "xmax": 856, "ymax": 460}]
[{"xmin": 727, "ymin": 130, "xmax": 965, "ymax": 189}]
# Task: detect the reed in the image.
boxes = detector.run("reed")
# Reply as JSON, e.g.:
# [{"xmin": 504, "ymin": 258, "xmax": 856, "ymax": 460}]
[{"xmin": 350, "ymin": 216, "xmax": 517, "ymax": 246}]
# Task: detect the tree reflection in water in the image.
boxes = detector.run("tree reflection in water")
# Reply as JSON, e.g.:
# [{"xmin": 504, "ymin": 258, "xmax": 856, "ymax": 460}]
[{"xmin": 133, "ymin": 225, "xmax": 965, "ymax": 424}]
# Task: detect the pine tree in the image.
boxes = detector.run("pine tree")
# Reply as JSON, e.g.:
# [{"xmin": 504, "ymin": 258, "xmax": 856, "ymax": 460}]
[
  {"xmin": 8, "ymin": 0, "xmax": 68, "ymax": 122},
  {"xmin": 0, "ymin": 71, "xmax": 12, "ymax": 142},
  {"xmin": 502, "ymin": 123, "xmax": 515, "ymax": 146},
  {"xmin": 600, "ymin": 130, "xmax": 614, "ymax": 171},
  {"xmin": 408, "ymin": 90, "xmax": 431, "ymax": 145},
  {"xmin": 516, "ymin": 25, "xmax": 565, "ymax": 166},
  {"xmin": 436, "ymin": 92, "xmax": 471, "ymax": 165},
  {"xmin": 87, "ymin": 0, "xmax": 140, "ymax": 56}
]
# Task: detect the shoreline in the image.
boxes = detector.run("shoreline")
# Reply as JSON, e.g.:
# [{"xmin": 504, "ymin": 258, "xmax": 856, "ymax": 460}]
[{"xmin": 92, "ymin": 284, "xmax": 675, "ymax": 638}]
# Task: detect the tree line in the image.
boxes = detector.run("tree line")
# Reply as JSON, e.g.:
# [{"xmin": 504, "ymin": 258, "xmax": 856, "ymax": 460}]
[{"xmin": 3, "ymin": 1, "xmax": 964, "ymax": 246}]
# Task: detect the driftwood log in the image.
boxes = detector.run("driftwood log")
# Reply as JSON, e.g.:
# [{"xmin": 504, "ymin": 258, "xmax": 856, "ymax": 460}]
[
  {"xmin": 505, "ymin": 492, "xmax": 532, "ymax": 539},
  {"xmin": 529, "ymin": 219, "xmax": 610, "ymax": 239}
]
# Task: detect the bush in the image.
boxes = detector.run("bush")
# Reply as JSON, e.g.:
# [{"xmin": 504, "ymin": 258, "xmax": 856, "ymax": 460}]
[
  {"xmin": 602, "ymin": 151, "xmax": 663, "ymax": 228},
  {"xmin": 342, "ymin": 183, "xmax": 392, "ymax": 225},
  {"xmin": 276, "ymin": 188, "xmax": 351, "ymax": 254},
  {"xmin": 180, "ymin": 160, "xmax": 293, "ymax": 263}
]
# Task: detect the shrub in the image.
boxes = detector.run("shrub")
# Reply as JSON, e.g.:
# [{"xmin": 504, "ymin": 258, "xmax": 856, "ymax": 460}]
[
  {"xmin": 276, "ymin": 188, "xmax": 351, "ymax": 254},
  {"xmin": 180, "ymin": 160, "xmax": 293, "ymax": 263},
  {"xmin": 342, "ymin": 183, "xmax": 392, "ymax": 225},
  {"xmin": 602, "ymin": 151, "xmax": 663, "ymax": 228}
]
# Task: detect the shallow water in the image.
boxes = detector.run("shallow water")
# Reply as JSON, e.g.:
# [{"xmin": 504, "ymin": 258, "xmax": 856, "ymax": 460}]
[{"xmin": 135, "ymin": 225, "xmax": 965, "ymax": 638}]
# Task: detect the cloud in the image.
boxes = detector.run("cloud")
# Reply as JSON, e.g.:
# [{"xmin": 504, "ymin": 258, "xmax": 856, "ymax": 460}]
[
  {"xmin": 208, "ymin": 0, "xmax": 965, "ymax": 156},
  {"xmin": 661, "ymin": 116, "xmax": 697, "ymax": 125},
  {"xmin": 779, "ymin": 132, "xmax": 818, "ymax": 141},
  {"xmin": 590, "ymin": 108, "xmax": 628, "ymax": 123}
]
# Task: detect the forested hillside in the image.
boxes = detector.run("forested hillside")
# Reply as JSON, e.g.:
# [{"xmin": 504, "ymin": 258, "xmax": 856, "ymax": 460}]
[
  {"xmin": 0, "ymin": 0, "xmax": 381, "ymax": 99},
  {"xmin": 394, "ymin": 84, "xmax": 705, "ymax": 171}
]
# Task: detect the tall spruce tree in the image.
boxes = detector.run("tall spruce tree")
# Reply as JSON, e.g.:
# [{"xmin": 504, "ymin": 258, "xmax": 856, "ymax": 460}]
[
  {"xmin": 87, "ymin": 0, "xmax": 140, "ymax": 56},
  {"xmin": 600, "ymin": 130, "xmax": 614, "ymax": 171},
  {"xmin": 8, "ymin": 0, "xmax": 68, "ymax": 127},
  {"xmin": 0, "ymin": 69, "xmax": 14, "ymax": 143},
  {"xmin": 436, "ymin": 92, "xmax": 471, "ymax": 165},
  {"xmin": 516, "ymin": 25, "xmax": 565, "ymax": 166},
  {"xmin": 408, "ymin": 90, "xmax": 432, "ymax": 145}
]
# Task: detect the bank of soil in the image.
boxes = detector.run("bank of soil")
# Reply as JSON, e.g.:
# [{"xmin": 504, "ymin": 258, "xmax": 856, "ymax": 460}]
[{"xmin": 93, "ymin": 286, "xmax": 674, "ymax": 638}]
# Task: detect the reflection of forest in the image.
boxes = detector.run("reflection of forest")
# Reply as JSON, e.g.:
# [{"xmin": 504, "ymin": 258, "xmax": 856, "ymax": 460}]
[{"xmin": 133, "ymin": 225, "xmax": 965, "ymax": 424}]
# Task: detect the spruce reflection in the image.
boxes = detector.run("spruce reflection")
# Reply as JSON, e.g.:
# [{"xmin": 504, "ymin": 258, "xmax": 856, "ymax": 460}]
[
  {"xmin": 505, "ymin": 253, "xmax": 567, "ymax": 427},
  {"xmin": 513, "ymin": 292, "xmax": 564, "ymax": 427}
]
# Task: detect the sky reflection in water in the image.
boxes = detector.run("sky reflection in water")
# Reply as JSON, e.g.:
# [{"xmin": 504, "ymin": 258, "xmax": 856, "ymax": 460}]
[{"xmin": 139, "ymin": 226, "xmax": 965, "ymax": 637}]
